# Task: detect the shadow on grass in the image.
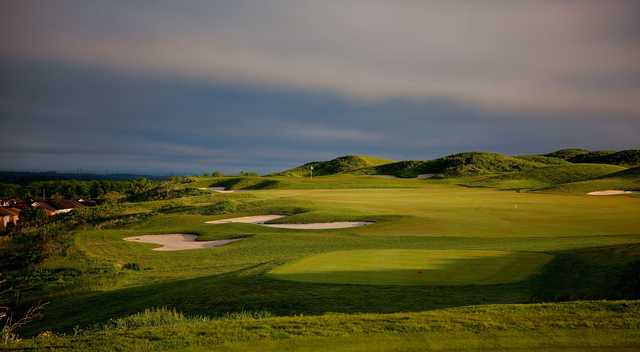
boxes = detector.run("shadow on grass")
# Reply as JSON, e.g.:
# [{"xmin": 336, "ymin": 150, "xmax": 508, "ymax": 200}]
[{"xmin": 26, "ymin": 262, "xmax": 535, "ymax": 335}]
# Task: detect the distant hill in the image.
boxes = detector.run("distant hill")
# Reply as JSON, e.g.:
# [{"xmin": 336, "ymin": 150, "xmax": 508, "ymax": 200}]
[
  {"xmin": 357, "ymin": 152, "xmax": 549, "ymax": 178},
  {"xmin": 567, "ymin": 150, "xmax": 640, "ymax": 166},
  {"xmin": 514, "ymin": 155, "xmax": 570, "ymax": 165},
  {"xmin": 276, "ymin": 155, "xmax": 393, "ymax": 177},
  {"xmin": 543, "ymin": 148, "xmax": 591, "ymax": 160}
]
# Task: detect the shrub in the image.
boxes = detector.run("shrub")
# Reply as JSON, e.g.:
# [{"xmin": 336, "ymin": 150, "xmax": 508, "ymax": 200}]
[{"xmin": 122, "ymin": 263, "xmax": 141, "ymax": 271}]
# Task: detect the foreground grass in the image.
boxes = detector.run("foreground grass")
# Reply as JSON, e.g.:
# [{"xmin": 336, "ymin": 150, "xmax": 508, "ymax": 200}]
[{"xmin": 11, "ymin": 301, "xmax": 640, "ymax": 351}]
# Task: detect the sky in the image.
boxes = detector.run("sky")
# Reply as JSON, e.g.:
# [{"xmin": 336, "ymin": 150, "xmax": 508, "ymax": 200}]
[{"xmin": 1, "ymin": 1, "xmax": 639, "ymax": 174}]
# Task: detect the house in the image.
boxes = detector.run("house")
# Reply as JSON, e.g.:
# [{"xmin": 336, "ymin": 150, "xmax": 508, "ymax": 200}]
[
  {"xmin": 0, "ymin": 208, "xmax": 20, "ymax": 229},
  {"xmin": 32, "ymin": 199, "xmax": 84, "ymax": 215}
]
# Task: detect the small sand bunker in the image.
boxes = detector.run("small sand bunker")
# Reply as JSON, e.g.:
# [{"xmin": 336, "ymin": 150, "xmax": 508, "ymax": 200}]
[
  {"xmin": 124, "ymin": 234, "xmax": 242, "ymax": 251},
  {"xmin": 587, "ymin": 190, "xmax": 634, "ymax": 196},
  {"xmin": 206, "ymin": 215, "xmax": 372, "ymax": 230},
  {"xmin": 417, "ymin": 174, "xmax": 436, "ymax": 179},
  {"xmin": 263, "ymin": 221, "xmax": 372, "ymax": 229},
  {"xmin": 198, "ymin": 187, "xmax": 236, "ymax": 193},
  {"xmin": 205, "ymin": 215, "xmax": 286, "ymax": 224}
]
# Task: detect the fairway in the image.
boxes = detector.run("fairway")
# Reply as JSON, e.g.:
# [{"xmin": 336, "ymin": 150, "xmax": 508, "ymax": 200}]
[{"xmin": 268, "ymin": 249, "xmax": 553, "ymax": 285}]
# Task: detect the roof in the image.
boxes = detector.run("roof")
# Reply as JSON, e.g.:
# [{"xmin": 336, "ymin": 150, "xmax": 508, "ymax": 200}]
[
  {"xmin": 32, "ymin": 202, "xmax": 56, "ymax": 212},
  {"xmin": 48, "ymin": 199, "xmax": 84, "ymax": 210},
  {"xmin": 0, "ymin": 208, "xmax": 18, "ymax": 216}
]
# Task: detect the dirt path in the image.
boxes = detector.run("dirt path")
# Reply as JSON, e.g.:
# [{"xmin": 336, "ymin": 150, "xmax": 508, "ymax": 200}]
[
  {"xmin": 205, "ymin": 215, "xmax": 373, "ymax": 229},
  {"xmin": 124, "ymin": 234, "xmax": 242, "ymax": 251}
]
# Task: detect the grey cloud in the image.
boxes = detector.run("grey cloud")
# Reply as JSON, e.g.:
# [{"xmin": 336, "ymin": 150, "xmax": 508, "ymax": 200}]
[{"xmin": 2, "ymin": 1, "xmax": 639, "ymax": 115}]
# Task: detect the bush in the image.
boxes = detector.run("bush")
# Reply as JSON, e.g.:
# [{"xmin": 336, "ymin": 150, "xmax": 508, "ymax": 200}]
[{"xmin": 122, "ymin": 263, "xmax": 141, "ymax": 271}]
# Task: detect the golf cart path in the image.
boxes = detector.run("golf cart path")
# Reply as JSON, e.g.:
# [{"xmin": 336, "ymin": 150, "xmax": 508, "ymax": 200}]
[
  {"xmin": 206, "ymin": 215, "xmax": 373, "ymax": 229},
  {"xmin": 124, "ymin": 234, "xmax": 242, "ymax": 251}
]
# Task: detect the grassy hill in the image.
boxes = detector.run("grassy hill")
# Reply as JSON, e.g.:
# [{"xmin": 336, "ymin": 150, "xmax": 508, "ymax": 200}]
[
  {"xmin": 548, "ymin": 166, "xmax": 640, "ymax": 193},
  {"xmin": 544, "ymin": 148, "xmax": 591, "ymax": 160},
  {"xmin": 276, "ymin": 155, "xmax": 393, "ymax": 176},
  {"xmin": 358, "ymin": 152, "xmax": 548, "ymax": 178},
  {"xmin": 568, "ymin": 149, "xmax": 640, "ymax": 166},
  {"xmin": 464, "ymin": 164, "xmax": 626, "ymax": 190}
]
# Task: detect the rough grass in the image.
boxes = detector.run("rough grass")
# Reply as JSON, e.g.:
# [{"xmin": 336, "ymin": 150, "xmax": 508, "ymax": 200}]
[
  {"xmin": 268, "ymin": 249, "xmax": 552, "ymax": 285},
  {"xmin": 9, "ymin": 301, "xmax": 640, "ymax": 351}
]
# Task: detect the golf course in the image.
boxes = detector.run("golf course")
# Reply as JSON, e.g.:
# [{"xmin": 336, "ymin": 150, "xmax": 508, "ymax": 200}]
[{"xmin": 2, "ymin": 151, "xmax": 640, "ymax": 351}]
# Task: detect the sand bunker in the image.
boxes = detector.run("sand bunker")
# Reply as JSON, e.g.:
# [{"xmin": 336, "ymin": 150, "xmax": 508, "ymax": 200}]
[
  {"xmin": 263, "ymin": 221, "xmax": 372, "ymax": 229},
  {"xmin": 198, "ymin": 187, "xmax": 236, "ymax": 193},
  {"xmin": 124, "ymin": 234, "xmax": 242, "ymax": 251},
  {"xmin": 206, "ymin": 215, "xmax": 372, "ymax": 229},
  {"xmin": 587, "ymin": 190, "xmax": 634, "ymax": 196},
  {"xmin": 417, "ymin": 174, "xmax": 436, "ymax": 179},
  {"xmin": 205, "ymin": 215, "xmax": 286, "ymax": 224}
]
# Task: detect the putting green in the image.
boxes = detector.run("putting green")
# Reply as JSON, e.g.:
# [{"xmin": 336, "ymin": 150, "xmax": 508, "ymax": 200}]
[{"xmin": 268, "ymin": 249, "xmax": 553, "ymax": 286}]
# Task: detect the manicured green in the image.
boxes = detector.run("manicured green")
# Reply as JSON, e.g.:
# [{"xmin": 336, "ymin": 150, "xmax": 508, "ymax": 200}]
[{"xmin": 268, "ymin": 249, "xmax": 552, "ymax": 285}]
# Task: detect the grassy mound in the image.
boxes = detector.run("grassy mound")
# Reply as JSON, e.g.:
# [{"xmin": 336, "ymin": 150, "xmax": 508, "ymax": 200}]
[
  {"xmin": 544, "ymin": 148, "xmax": 591, "ymax": 160},
  {"xmin": 515, "ymin": 155, "xmax": 571, "ymax": 165},
  {"xmin": 465, "ymin": 164, "xmax": 626, "ymax": 190},
  {"xmin": 359, "ymin": 152, "xmax": 548, "ymax": 178},
  {"xmin": 277, "ymin": 155, "xmax": 393, "ymax": 176},
  {"xmin": 268, "ymin": 249, "xmax": 552, "ymax": 285},
  {"xmin": 568, "ymin": 149, "xmax": 640, "ymax": 166}
]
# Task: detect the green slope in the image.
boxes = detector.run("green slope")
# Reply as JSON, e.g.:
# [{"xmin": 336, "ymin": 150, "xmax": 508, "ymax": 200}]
[
  {"xmin": 548, "ymin": 166, "xmax": 640, "ymax": 193},
  {"xmin": 358, "ymin": 152, "xmax": 548, "ymax": 178},
  {"xmin": 544, "ymin": 148, "xmax": 591, "ymax": 160},
  {"xmin": 568, "ymin": 149, "xmax": 640, "ymax": 166},
  {"xmin": 277, "ymin": 155, "xmax": 394, "ymax": 176},
  {"xmin": 464, "ymin": 164, "xmax": 626, "ymax": 190}
]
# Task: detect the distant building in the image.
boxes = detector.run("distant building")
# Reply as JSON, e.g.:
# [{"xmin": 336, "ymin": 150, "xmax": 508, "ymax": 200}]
[
  {"xmin": 32, "ymin": 199, "xmax": 84, "ymax": 215},
  {"xmin": 0, "ymin": 208, "xmax": 20, "ymax": 229}
]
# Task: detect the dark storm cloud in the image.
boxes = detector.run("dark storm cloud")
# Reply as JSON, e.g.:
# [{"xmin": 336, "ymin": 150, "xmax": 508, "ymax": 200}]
[{"xmin": 0, "ymin": 1, "xmax": 639, "ymax": 173}]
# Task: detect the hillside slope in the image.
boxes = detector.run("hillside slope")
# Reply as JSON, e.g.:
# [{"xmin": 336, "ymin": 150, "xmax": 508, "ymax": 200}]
[
  {"xmin": 357, "ymin": 152, "xmax": 548, "ymax": 178},
  {"xmin": 568, "ymin": 149, "xmax": 640, "ymax": 166},
  {"xmin": 548, "ymin": 166, "xmax": 640, "ymax": 193},
  {"xmin": 464, "ymin": 164, "xmax": 626, "ymax": 190},
  {"xmin": 277, "ymin": 155, "xmax": 393, "ymax": 176}
]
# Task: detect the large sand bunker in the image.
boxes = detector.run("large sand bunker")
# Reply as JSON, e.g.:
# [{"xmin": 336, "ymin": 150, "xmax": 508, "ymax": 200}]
[
  {"xmin": 205, "ymin": 215, "xmax": 372, "ymax": 229},
  {"xmin": 587, "ymin": 190, "xmax": 634, "ymax": 196},
  {"xmin": 124, "ymin": 234, "xmax": 242, "ymax": 251}
]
